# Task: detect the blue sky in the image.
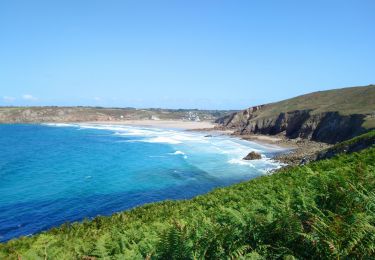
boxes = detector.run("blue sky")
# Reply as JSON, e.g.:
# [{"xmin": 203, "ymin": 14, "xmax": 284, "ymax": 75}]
[{"xmin": 0, "ymin": 0, "xmax": 374, "ymax": 109}]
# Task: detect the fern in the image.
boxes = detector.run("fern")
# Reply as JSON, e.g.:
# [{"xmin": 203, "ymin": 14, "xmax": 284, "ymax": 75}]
[{"xmin": 1, "ymin": 138, "xmax": 375, "ymax": 259}]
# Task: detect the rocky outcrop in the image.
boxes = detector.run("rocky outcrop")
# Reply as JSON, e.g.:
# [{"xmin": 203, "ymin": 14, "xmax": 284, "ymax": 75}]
[
  {"xmin": 216, "ymin": 85, "xmax": 375, "ymax": 144},
  {"xmin": 215, "ymin": 105, "xmax": 264, "ymax": 128},
  {"xmin": 273, "ymin": 130, "xmax": 374, "ymax": 166},
  {"xmin": 216, "ymin": 109, "xmax": 368, "ymax": 144},
  {"xmin": 243, "ymin": 151, "xmax": 262, "ymax": 160}
]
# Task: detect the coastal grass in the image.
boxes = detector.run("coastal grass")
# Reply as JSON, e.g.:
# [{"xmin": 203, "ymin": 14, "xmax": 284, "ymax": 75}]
[
  {"xmin": 246, "ymin": 85, "xmax": 375, "ymax": 129},
  {"xmin": 260, "ymin": 85, "xmax": 375, "ymax": 117},
  {"xmin": 363, "ymin": 116, "xmax": 375, "ymax": 129},
  {"xmin": 1, "ymin": 140, "xmax": 375, "ymax": 258}
]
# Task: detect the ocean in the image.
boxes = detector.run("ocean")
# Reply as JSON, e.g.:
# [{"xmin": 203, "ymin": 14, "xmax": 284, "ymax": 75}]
[{"xmin": 0, "ymin": 123, "xmax": 284, "ymax": 242}]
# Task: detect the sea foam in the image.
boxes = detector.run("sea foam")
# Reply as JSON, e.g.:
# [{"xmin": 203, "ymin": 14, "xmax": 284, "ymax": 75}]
[{"xmin": 0, "ymin": 123, "xmax": 287, "ymax": 242}]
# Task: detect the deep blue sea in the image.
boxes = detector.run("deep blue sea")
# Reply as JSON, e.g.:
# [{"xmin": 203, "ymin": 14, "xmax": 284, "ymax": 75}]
[{"xmin": 0, "ymin": 123, "xmax": 284, "ymax": 242}]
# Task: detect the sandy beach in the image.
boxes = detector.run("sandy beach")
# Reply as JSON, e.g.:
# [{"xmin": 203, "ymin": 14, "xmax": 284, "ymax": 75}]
[
  {"xmin": 238, "ymin": 134, "xmax": 285, "ymax": 145},
  {"xmin": 82, "ymin": 120, "xmax": 216, "ymax": 130},
  {"xmin": 84, "ymin": 120, "xmax": 290, "ymax": 147},
  {"xmin": 82, "ymin": 120, "xmax": 297, "ymax": 154}
]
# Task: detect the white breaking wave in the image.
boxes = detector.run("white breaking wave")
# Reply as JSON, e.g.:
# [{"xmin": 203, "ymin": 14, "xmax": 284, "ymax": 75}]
[
  {"xmin": 44, "ymin": 123, "xmax": 287, "ymax": 176},
  {"xmin": 169, "ymin": 151, "xmax": 188, "ymax": 159},
  {"xmin": 228, "ymin": 158, "xmax": 255, "ymax": 167},
  {"xmin": 44, "ymin": 123, "xmax": 76, "ymax": 127},
  {"xmin": 71, "ymin": 124, "xmax": 207, "ymax": 145},
  {"xmin": 141, "ymin": 136, "xmax": 182, "ymax": 144},
  {"xmin": 171, "ymin": 151, "xmax": 185, "ymax": 155}
]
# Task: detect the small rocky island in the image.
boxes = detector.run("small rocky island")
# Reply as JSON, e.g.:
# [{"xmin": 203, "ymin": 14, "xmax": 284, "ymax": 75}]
[{"xmin": 243, "ymin": 151, "xmax": 262, "ymax": 160}]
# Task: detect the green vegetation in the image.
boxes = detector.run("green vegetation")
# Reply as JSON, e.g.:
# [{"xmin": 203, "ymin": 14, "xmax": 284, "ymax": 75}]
[
  {"xmin": 252, "ymin": 85, "xmax": 375, "ymax": 128},
  {"xmin": 1, "ymin": 133, "xmax": 375, "ymax": 259},
  {"xmin": 263, "ymin": 85, "xmax": 375, "ymax": 116},
  {"xmin": 363, "ymin": 115, "xmax": 375, "ymax": 130}
]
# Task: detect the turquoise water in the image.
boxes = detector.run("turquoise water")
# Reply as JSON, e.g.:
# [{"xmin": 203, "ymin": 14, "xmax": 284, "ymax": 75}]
[{"xmin": 0, "ymin": 123, "xmax": 284, "ymax": 242}]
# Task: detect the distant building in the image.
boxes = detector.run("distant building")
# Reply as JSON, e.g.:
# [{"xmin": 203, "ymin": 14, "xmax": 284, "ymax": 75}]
[{"xmin": 185, "ymin": 111, "xmax": 200, "ymax": 121}]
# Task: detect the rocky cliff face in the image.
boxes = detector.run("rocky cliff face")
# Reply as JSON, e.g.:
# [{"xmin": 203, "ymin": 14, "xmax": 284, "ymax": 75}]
[{"xmin": 216, "ymin": 107, "xmax": 367, "ymax": 144}]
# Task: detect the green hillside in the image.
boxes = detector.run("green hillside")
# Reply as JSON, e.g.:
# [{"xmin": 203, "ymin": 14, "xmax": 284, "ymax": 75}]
[
  {"xmin": 256, "ymin": 85, "xmax": 375, "ymax": 128},
  {"xmin": 1, "ymin": 132, "xmax": 374, "ymax": 259},
  {"xmin": 261, "ymin": 85, "xmax": 375, "ymax": 116}
]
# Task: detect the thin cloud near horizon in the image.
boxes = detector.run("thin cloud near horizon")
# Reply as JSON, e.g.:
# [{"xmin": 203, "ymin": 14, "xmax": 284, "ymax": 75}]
[{"xmin": 22, "ymin": 94, "xmax": 37, "ymax": 101}]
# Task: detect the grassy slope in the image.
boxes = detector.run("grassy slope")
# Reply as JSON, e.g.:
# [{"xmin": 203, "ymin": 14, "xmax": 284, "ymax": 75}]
[
  {"xmin": 251, "ymin": 85, "xmax": 375, "ymax": 128},
  {"xmin": 1, "ymin": 133, "xmax": 374, "ymax": 259}
]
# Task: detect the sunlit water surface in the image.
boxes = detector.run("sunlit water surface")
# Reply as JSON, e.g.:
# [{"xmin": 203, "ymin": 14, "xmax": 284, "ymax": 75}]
[{"xmin": 0, "ymin": 123, "xmax": 285, "ymax": 241}]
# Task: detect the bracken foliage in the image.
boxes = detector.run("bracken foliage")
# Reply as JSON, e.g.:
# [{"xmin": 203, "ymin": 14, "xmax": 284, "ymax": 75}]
[{"xmin": 1, "ymin": 134, "xmax": 374, "ymax": 259}]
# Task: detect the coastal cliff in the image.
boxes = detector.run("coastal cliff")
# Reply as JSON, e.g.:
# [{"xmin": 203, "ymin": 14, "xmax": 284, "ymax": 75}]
[{"xmin": 216, "ymin": 85, "xmax": 375, "ymax": 144}]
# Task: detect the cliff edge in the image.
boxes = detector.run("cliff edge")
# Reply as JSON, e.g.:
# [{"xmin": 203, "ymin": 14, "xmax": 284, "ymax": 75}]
[{"xmin": 216, "ymin": 85, "xmax": 375, "ymax": 144}]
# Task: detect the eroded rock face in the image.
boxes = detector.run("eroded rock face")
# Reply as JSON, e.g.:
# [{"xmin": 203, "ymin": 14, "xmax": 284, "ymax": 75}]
[
  {"xmin": 243, "ymin": 151, "xmax": 262, "ymax": 160},
  {"xmin": 216, "ymin": 109, "xmax": 367, "ymax": 144}
]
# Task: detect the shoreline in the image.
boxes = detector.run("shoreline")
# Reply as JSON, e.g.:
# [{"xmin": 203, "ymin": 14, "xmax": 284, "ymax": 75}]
[
  {"xmin": 79, "ymin": 119, "xmax": 216, "ymax": 130},
  {"xmin": 51, "ymin": 119, "xmax": 330, "ymax": 165},
  {"xmin": 70, "ymin": 120, "xmax": 316, "ymax": 162},
  {"xmin": 194, "ymin": 126, "xmax": 331, "ymax": 165},
  {"xmin": 238, "ymin": 133, "xmax": 331, "ymax": 165},
  {"xmin": 80, "ymin": 120, "xmax": 290, "ymax": 149}
]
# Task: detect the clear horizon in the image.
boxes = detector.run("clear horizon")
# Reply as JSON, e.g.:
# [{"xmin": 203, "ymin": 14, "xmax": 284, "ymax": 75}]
[{"xmin": 1, "ymin": 0, "xmax": 374, "ymax": 109}]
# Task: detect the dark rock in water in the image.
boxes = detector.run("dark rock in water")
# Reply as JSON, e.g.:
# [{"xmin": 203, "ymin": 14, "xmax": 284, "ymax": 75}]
[
  {"xmin": 204, "ymin": 135, "xmax": 212, "ymax": 137},
  {"xmin": 243, "ymin": 151, "xmax": 262, "ymax": 160}
]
